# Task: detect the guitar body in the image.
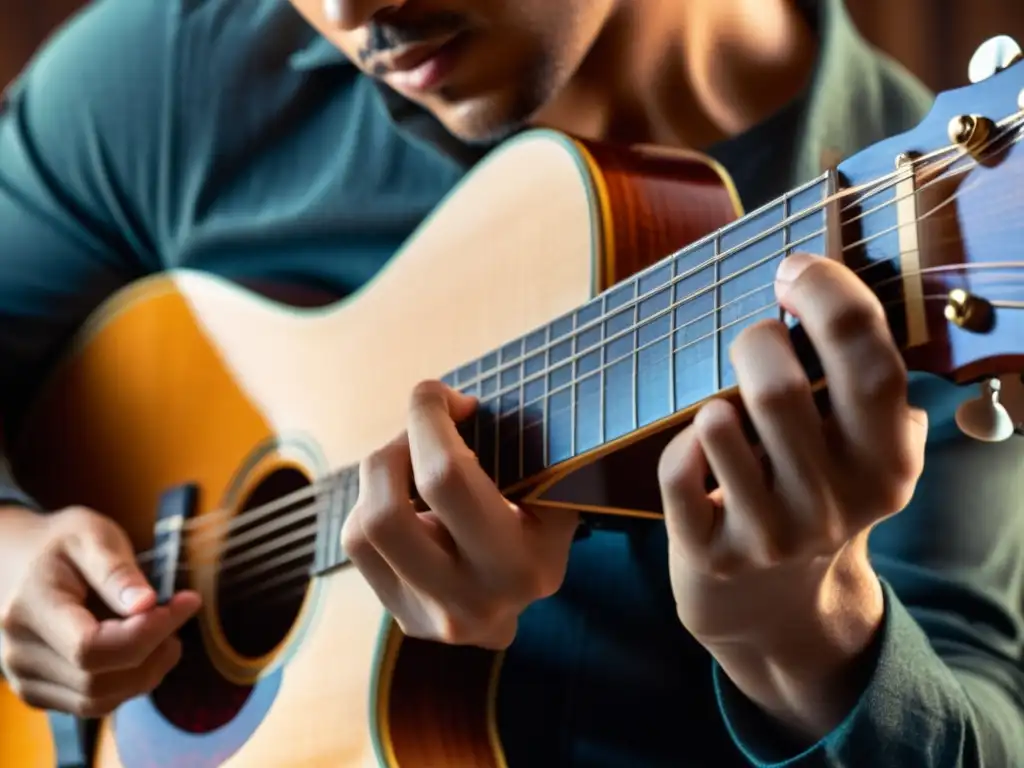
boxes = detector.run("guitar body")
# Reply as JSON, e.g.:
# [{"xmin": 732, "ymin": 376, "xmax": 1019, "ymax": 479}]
[
  {"xmin": 0, "ymin": 679, "xmax": 56, "ymax": 767},
  {"xmin": 5, "ymin": 130, "xmax": 739, "ymax": 767}
]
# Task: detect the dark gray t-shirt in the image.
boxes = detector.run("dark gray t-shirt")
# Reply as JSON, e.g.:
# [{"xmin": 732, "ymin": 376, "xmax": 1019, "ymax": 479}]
[{"xmin": 0, "ymin": 0, "xmax": 1021, "ymax": 765}]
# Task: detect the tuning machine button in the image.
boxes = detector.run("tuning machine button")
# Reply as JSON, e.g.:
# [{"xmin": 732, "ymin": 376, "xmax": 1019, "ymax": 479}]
[
  {"xmin": 968, "ymin": 35, "xmax": 1022, "ymax": 83},
  {"xmin": 955, "ymin": 378, "xmax": 1016, "ymax": 442}
]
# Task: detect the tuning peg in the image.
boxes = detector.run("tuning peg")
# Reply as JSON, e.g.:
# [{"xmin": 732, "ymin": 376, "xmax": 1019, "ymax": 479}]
[
  {"xmin": 955, "ymin": 378, "xmax": 1016, "ymax": 442},
  {"xmin": 968, "ymin": 35, "xmax": 1023, "ymax": 83}
]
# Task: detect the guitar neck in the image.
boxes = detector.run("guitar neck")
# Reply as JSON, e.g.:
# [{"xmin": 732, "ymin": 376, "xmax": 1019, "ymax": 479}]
[
  {"xmin": 308, "ymin": 163, "xmax": 918, "ymax": 572},
  {"xmin": 447, "ymin": 169, "xmax": 856, "ymax": 490}
]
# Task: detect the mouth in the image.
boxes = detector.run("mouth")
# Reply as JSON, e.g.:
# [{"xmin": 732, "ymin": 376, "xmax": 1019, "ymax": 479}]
[{"xmin": 374, "ymin": 33, "xmax": 469, "ymax": 93}]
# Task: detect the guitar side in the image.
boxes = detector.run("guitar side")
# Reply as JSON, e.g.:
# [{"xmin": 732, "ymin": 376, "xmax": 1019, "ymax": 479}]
[{"xmin": 6, "ymin": 130, "xmax": 739, "ymax": 767}]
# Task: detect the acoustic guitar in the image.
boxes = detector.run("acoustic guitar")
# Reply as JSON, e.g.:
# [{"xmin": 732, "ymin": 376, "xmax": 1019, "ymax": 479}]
[{"xmin": 2, "ymin": 44, "xmax": 1022, "ymax": 768}]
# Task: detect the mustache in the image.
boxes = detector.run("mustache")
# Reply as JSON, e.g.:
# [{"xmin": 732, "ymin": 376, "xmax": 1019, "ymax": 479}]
[{"xmin": 356, "ymin": 11, "xmax": 469, "ymax": 62}]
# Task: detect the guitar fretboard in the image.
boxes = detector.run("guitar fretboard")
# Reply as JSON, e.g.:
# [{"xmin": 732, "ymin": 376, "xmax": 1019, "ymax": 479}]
[{"xmin": 443, "ymin": 172, "xmax": 835, "ymax": 491}]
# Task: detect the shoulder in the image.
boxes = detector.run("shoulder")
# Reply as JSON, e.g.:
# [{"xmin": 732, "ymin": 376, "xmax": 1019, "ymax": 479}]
[
  {"xmin": 868, "ymin": 48, "xmax": 936, "ymax": 136},
  {"xmin": 6, "ymin": 0, "xmax": 371, "ymax": 262}
]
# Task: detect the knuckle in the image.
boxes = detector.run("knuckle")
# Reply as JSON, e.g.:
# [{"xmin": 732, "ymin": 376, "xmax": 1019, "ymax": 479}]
[
  {"xmin": 437, "ymin": 606, "xmax": 498, "ymax": 646},
  {"xmin": 358, "ymin": 500, "xmax": 403, "ymax": 546},
  {"xmin": 748, "ymin": 378, "xmax": 808, "ymax": 414},
  {"xmin": 818, "ymin": 517, "xmax": 848, "ymax": 553},
  {"xmin": 853, "ymin": 356, "xmax": 907, "ymax": 405},
  {"xmin": 0, "ymin": 643, "xmax": 22, "ymax": 676},
  {"xmin": 749, "ymin": 537, "xmax": 786, "ymax": 567},
  {"xmin": 657, "ymin": 441, "xmax": 686, "ymax": 491},
  {"xmin": 0, "ymin": 598, "xmax": 26, "ymax": 635},
  {"xmin": 822, "ymin": 297, "xmax": 881, "ymax": 347},
  {"xmin": 409, "ymin": 379, "xmax": 447, "ymax": 412},
  {"xmin": 58, "ymin": 506, "xmax": 104, "ymax": 537},
  {"xmin": 339, "ymin": 513, "xmax": 370, "ymax": 558},
  {"xmin": 16, "ymin": 683, "xmax": 48, "ymax": 710},
  {"xmin": 75, "ymin": 695, "xmax": 117, "ymax": 719},
  {"xmin": 69, "ymin": 628, "xmax": 99, "ymax": 670},
  {"xmin": 434, "ymin": 612, "xmax": 475, "ymax": 645},
  {"xmin": 362, "ymin": 444, "xmax": 396, "ymax": 477},
  {"xmin": 79, "ymin": 672, "xmax": 107, "ymax": 700},
  {"xmin": 418, "ymin": 455, "xmax": 471, "ymax": 500},
  {"xmin": 693, "ymin": 400, "xmax": 739, "ymax": 444},
  {"xmin": 424, "ymin": 595, "xmax": 506, "ymax": 646},
  {"xmin": 733, "ymin": 318, "xmax": 783, "ymax": 354},
  {"xmin": 873, "ymin": 476, "xmax": 918, "ymax": 516},
  {"xmin": 513, "ymin": 564, "xmax": 562, "ymax": 601}
]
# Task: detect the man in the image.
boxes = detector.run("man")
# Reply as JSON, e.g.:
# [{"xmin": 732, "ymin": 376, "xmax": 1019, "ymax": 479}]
[{"xmin": 0, "ymin": 0, "xmax": 1021, "ymax": 765}]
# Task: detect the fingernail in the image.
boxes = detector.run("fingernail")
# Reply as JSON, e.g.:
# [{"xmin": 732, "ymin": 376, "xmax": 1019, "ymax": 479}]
[
  {"xmin": 775, "ymin": 253, "xmax": 815, "ymax": 285},
  {"xmin": 120, "ymin": 585, "xmax": 152, "ymax": 610},
  {"xmin": 323, "ymin": 0, "xmax": 341, "ymax": 23}
]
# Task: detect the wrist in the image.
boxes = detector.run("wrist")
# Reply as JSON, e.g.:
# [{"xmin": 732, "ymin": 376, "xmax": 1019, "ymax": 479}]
[{"xmin": 710, "ymin": 539, "xmax": 884, "ymax": 741}]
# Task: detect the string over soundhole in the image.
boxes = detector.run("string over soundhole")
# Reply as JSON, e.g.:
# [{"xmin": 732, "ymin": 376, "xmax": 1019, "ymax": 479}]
[{"xmin": 215, "ymin": 467, "xmax": 316, "ymax": 660}]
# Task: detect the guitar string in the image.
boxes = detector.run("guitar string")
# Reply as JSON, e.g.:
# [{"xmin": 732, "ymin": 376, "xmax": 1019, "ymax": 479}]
[
  {"xmin": 130, "ymin": 119, "xmax": 1024, "ymax": 577},
  {"xmin": 349, "ymin": 114, "xmax": 1024, "ymax": 402},
  {"xmin": 165, "ymin": 127, "xmax": 1020, "ymax": 550},
  {"xmin": 160, "ymin": 117, "xmax": 1023, "ymax": 548},
  {"xmin": 144, "ymin": 179, "xmax": 1024, "ymax": 590},
  {"xmin": 221, "ymin": 266, "xmax": 1024, "ymax": 606},
  {"xmin": 161, "ymin": 257, "xmax": 1024, "ymax": 597},
  {"xmin": 134, "ymin": 139, "xmax": 1024, "ymax": 583}
]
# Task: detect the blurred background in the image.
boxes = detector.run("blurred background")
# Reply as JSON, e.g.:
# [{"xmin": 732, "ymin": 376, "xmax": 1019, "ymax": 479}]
[{"xmin": 2, "ymin": 0, "xmax": 1024, "ymax": 102}]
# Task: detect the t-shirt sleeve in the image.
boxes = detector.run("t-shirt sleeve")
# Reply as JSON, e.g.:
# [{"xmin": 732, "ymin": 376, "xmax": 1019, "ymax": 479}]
[
  {"xmin": 0, "ymin": 0, "xmax": 171, "ymax": 508},
  {"xmin": 713, "ymin": 412, "xmax": 1024, "ymax": 767}
]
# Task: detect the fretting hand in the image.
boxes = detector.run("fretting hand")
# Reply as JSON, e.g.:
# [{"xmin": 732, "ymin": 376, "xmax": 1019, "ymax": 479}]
[
  {"xmin": 342, "ymin": 382, "xmax": 580, "ymax": 649},
  {"xmin": 658, "ymin": 253, "xmax": 929, "ymax": 738},
  {"xmin": 0, "ymin": 507, "xmax": 200, "ymax": 717}
]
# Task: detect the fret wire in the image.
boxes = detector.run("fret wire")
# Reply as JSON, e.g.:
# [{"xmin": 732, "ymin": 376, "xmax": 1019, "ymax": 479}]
[
  {"xmin": 668, "ymin": 255, "xmax": 677, "ymax": 416},
  {"xmin": 713, "ymin": 230, "xmax": 721, "ymax": 392},
  {"xmin": 780, "ymin": 193, "xmax": 790, "ymax": 323},
  {"xmin": 825, "ymin": 167, "xmax": 844, "ymax": 264},
  {"xmin": 326, "ymin": 484, "xmax": 339, "ymax": 568},
  {"xmin": 542, "ymin": 321, "xmax": 550, "ymax": 469},
  {"xmin": 631, "ymin": 278, "xmax": 639, "ymax": 431},
  {"xmin": 493, "ymin": 352, "xmax": 503, "ymax": 484},
  {"xmin": 314, "ymin": 489, "xmax": 329, "ymax": 572},
  {"xmin": 599, "ymin": 292, "xmax": 607, "ymax": 447},
  {"xmin": 569, "ymin": 310, "xmax": 577, "ymax": 459},
  {"xmin": 333, "ymin": 476, "xmax": 348, "ymax": 565},
  {"xmin": 518, "ymin": 349, "xmax": 525, "ymax": 482},
  {"xmin": 473, "ymin": 359, "xmax": 481, "ymax": 461}
]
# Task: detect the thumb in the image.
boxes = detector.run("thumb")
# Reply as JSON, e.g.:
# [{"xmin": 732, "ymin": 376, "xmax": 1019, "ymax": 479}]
[{"xmin": 61, "ymin": 511, "xmax": 157, "ymax": 617}]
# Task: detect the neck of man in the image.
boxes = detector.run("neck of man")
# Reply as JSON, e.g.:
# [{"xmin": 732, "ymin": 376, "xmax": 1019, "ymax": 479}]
[{"xmin": 531, "ymin": 0, "xmax": 818, "ymax": 150}]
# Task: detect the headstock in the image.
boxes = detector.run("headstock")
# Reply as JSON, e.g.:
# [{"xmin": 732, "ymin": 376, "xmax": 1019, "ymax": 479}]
[{"xmin": 836, "ymin": 36, "xmax": 1024, "ymax": 441}]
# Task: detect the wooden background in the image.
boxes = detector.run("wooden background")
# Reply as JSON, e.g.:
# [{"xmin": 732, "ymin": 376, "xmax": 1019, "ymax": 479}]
[{"xmin": 2, "ymin": 0, "xmax": 1024, "ymax": 96}]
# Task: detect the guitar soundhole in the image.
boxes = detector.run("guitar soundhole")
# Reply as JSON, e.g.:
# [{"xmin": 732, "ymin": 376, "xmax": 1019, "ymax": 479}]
[
  {"xmin": 217, "ymin": 467, "xmax": 314, "ymax": 659},
  {"xmin": 150, "ymin": 467, "xmax": 315, "ymax": 734}
]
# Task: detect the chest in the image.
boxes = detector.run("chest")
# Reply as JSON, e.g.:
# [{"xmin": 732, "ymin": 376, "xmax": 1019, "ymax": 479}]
[{"xmin": 161, "ymin": 75, "xmax": 467, "ymax": 298}]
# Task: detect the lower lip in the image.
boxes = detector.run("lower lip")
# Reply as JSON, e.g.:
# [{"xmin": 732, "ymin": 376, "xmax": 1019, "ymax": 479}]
[{"xmin": 386, "ymin": 35, "xmax": 468, "ymax": 93}]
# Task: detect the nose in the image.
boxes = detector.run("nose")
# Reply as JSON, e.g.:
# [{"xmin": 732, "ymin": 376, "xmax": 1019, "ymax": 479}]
[{"xmin": 323, "ymin": 0, "xmax": 405, "ymax": 30}]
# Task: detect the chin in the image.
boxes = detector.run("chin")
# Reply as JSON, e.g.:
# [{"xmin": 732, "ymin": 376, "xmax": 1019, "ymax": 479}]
[{"xmin": 431, "ymin": 81, "xmax": 553, "ymax": 147}]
